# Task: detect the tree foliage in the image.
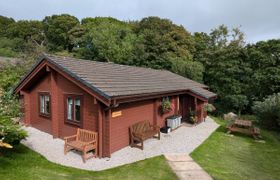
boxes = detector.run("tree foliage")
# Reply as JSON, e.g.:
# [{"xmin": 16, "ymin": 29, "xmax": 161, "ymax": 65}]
[
  {"xmin": 253, "ymin": 93, "xmax": 280, "ymax": 131},
  {"xmin": 78, "ymin": 17, "xmax": 137, "ymax": 63},
  {"xmin": 0, "ymin": 14, "xmax": 280, "ymax": 117},
  {"xmin": 194, "ymin": 25, "xmax": 251, "ymax": 114},
  {"xmin": 246, "ymin": 39, "xmax": 280, "ymax": 102},
  {"xmin": 0, "ymin": 15, "xmax": 15, "ymax": 37},
  {"xmin": 43, "ymin": 14, "xmax": 79, "ymax": 51},
  {"xmin": 131, "ymin": 17, "xmax": 195, "ymax": 70}
]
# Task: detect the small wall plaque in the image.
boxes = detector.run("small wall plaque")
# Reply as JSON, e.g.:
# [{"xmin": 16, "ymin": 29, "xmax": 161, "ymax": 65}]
[{"xmin": 112, "ymin": 111, "xmax": 122, "ymax": 118}]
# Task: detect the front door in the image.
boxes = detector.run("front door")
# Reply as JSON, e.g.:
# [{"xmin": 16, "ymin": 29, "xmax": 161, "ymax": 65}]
[
  {"xmin": 179, "ymin": 95, "xmax": 187, "ymax": 121},
  {"xmin": 179, "ymin": 94, "xmax": 195, "ymax": 122}
]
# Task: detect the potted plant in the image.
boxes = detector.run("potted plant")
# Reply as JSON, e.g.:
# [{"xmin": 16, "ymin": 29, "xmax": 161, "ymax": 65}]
[
  {"xmin": 203, "ymin": 103, "xmax": 216, "ymax": 113},
  {"xmin": 189, "ymin": 108, "xmax": 198, "ymax": 124},
  {"xmin": 161, "ymin": 97, "xmax": 173, "ymax": 114},
  {"xmin": 203, "ymin": 103, "xmax": 216, "ymax": 120}
]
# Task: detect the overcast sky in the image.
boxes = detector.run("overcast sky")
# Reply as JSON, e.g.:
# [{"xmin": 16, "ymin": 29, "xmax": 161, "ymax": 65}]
[{"xmin": 0, "ymin": 0, "xmax": 279, "ymax": 43}]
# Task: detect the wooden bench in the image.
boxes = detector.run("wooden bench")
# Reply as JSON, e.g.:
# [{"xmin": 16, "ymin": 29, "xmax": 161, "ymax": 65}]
[
  {"xmin": 129, "ymin": 120, "xmax": 160, "ymax": 150},
  {"xmin": 64, "ymin": 128, "xmax": 98, "ymax": 163}
]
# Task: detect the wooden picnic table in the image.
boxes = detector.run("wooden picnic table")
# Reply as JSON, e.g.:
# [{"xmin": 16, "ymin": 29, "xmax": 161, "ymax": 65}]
[
  {"xmin": 227, "ymin": 119, "xmax": 261, "ymax": 139},
  {"xmin": 234, "ymin": 119, "xmax": 252, "ymax": 127}
]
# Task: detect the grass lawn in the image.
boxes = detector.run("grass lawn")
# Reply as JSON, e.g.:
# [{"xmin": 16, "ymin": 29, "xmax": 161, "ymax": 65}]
[
  {"xmin": 191, "ymin": 116, "xmax": 280, "ymax": 180},
  {"xmin": 0, "ymin": 145, "xmax": 177, "ymax": 180}
]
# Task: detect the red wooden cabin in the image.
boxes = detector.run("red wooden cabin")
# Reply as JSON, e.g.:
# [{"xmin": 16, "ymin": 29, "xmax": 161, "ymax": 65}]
[{"xmin": 14, "ymin": 54, "xmax": 216, "ymax": 157}]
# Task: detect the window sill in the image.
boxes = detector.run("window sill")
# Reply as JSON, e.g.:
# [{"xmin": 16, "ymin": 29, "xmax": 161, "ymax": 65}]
[
  {"xmin": 39, "ymin": 113, "xmax": 51, "ymax": 119},
  {"xmin": 65, "ymin": 120, "xmax": 81, "ymax": 127}
]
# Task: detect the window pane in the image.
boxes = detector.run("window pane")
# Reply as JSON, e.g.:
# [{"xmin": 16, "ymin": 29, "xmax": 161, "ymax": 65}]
[
  {"xmin": 67, "ymin": 98, "xmax": 73, "ymax": 120},
  {"xmin": 45, "ymin": 95, "xmax": 50, "ymax": 114},
  {"xmin": 75, "ymin": 98, "xmax": 81, "ymax": 121},
  {"xmin": 40, "ymin": 95, "xmax": 45, "ymax": 113}
]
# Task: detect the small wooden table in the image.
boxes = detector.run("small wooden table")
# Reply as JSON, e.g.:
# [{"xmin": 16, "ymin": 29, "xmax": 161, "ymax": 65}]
[{"xmin": 227, "ymin": 119, "xmax": 261, "ymax": 139}]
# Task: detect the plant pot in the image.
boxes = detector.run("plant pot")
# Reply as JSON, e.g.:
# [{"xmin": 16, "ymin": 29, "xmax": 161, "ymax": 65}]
[
  {"xmin": 160, "ymin": 126, "xmax": 171, "ymax": 134},
  {"xmin": 189, "ymin": 116, "xmax": 198, "ymax": 124},
  {"xmin": 162, "ymin": 108, "xmax": 172, "ymax": 114}
]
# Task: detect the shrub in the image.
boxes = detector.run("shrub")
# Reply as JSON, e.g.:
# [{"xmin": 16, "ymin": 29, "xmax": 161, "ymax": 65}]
[
  {"xmin": 0, "ymin": 116, "xmax": 27, "ymax": 145},
  {"xmin": 0, "ymin": 47, "xmax": 18, "ymax": 57},
  {"xmin": 0, "ymin": 63, "xmax": 25, "ymax": 91},
  {"xmin": 0, "ymin": 37, "xmax": 24, "ymax": 56},
  {"xmin": 252, "ymin": 93, "xmax": 280, "ymax": 131},
  {"xmin": 0, "ymin": 91, "xmax": 21, "ymax": 117}
]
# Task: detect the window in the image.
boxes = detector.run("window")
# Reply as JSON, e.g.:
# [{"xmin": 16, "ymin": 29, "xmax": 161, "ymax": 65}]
[
  {"xmin": 65, "ymin": 95, "xmax": 82, "ymax": 125},
  {"xmin": 39, "ymin": 93, "xmax": 50, "ymax": 117}
]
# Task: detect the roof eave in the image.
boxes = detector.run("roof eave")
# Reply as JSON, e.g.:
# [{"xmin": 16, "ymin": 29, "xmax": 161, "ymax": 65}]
[
  {"xmin": 111, "ymin": 88, "xmax": 216, "ymax": 104},
  {"xmin": 13, "ymin": 54, "xmax": 46, "ymax": 94},
  {"xmin": 13, "ymin": 54, "xmax": 112, "ymax": 106}
]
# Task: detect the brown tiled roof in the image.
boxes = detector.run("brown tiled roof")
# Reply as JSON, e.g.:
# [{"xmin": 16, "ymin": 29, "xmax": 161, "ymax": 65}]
[
  {"xmin": 17, "ymin": 54, "xmax": 216, "ymax": 100},
  {"xmin": 45, "ymin": 54, "xmax": 216, "ymax": 100}
]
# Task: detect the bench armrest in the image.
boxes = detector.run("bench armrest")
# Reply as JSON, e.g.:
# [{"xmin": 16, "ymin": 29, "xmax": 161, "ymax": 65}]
[
  {"xmin": 64, "ymin": 135, "xmax": 77, "ymax": 143},
  {"xmin": 150, "ymin": 125, "xmax": 160, "ymax": 131}
]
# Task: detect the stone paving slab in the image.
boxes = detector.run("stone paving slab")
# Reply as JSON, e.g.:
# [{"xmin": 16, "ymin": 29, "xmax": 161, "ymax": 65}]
[
  {"xmin": 177, "ymin": 170, "xmax": 212, "ymax": 180},
  {"xmin": 165, "ymin": 154, "xmax": 213, "ymax": 180},
  {"xmin": 165, "ymin": 153, "xmax": 193, "ymax": 162},
  {"xmin": 168, "ymin": 161, "xmax": 203, "ymax": 171}
]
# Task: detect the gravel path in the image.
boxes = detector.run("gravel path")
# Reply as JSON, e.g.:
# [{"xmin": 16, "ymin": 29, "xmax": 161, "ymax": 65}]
[{"xmin": 21, "ymin": 117, "xmax": 219, "ymax": 171}]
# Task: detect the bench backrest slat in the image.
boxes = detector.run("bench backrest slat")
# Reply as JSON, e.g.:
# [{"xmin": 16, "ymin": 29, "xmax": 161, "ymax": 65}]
[
  {"xmin": 130, "ymin": 120, "xmax": 151, "ymax": 134},
  {"xmin": 77, "ymin": 128, "xmax": 97, "ymax": 142}
]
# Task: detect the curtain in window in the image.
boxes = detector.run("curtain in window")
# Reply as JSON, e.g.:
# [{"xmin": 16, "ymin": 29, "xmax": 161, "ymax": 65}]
[
  {"xmin": 45, "ymin": 95, "xmax": 50, "ymax": 114},
  {"xmin": 40, "ymin": 95, "xmax": 45, "ymax": 113},
  {"xmin": 67, "ymin": 98, "xmax": 73, "ymax": 120},
  {"xmin": 75, "ymin": 98, "xmax": 81, "ymax": 121}
]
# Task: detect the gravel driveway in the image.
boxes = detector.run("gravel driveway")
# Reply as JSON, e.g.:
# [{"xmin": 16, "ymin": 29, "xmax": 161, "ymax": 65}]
[{"xmin": 21, "ymin": 117, "xmax": 219, "ymax": 171}]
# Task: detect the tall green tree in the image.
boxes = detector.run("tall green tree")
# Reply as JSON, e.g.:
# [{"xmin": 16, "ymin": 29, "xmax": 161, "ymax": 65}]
[
  {"xmin": 131, "ymin": 17, "xmax": 195, "ymax": 70},
  {"xmin": 74, "ymin": 17, "xmax": 137, "ymax": 63},
  {"xmin": 6, "ymin": 20, "xmax": 45, "ymax": 45},
  {"xmin": 171, "ymin": 57, "xmax": 204, "ymax": 82},
  {"xmin": 246, "ymin": 39, "xmax": 280, "ymax": 102},
  {"xmin": 194, "ymin": 25, "xmax": 250, "ymax": 114},
  {"xmin": 43, "ymin": 14, "xmax": 80, "ymax": 51}
]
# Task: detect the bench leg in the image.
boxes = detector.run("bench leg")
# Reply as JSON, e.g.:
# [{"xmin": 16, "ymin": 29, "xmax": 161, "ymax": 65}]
[
  {"xmin": 64, "ymin": 144, "xmax": 74, "ymax": 155},
  {"xmin": 64, "ymin": 144, "xmax": 67, "ymax": 155},
  {"xmin": 130, "ymin": 138, "xmax": 144, "ymax": 150},
  {"xmin": 158, "ymin": 132, "xmax": 160, "ymax": 140},
  {"xmin": 82, "ymin": 150, "xmax": 86, "ymax": 163},
  {"xmin": 130, "ymin": 136, "xmax": 134, "ymax": 147},
  {"xmin": 64, "ymin": 144, "xmax": 72, "ymax": 155}
]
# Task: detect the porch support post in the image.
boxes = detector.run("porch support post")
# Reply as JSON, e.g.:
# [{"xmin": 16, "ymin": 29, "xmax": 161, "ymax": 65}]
[
  {"xmin": 194, "ymin": 97, "xmax": 197, "ymax": 111},
  {"xmin": 203, "ymin": 100, "xmax": 208, "ymax": 121},
  {"xmin": 153, "ymin": 99, "xmax": 159, "ymax": 126},
  {"xmin": 103, "ymin": 109, "xmax": 111, "ymax": 157},
  {"xmin": 50, "ymin": 70, "xmax": 59, "ymax": 138},
  {"xmin": 107, "ymin": 109, "xmax": 112, "ymax": 157},
  {"xmin": 97, "ymin": 102, "xmax": 103, "ymax": 158},
  {"xmin": 175, "ymin": 95, "xmax": 179, "ymax": 115}
]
